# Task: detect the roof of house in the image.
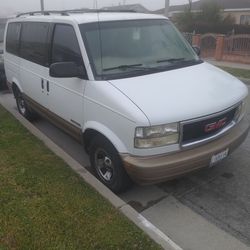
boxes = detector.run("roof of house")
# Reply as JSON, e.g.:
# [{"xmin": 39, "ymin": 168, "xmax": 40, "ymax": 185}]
[
  {"xmin": 102, "ymin": 4, "xmax": 149, "ymax": 13},
  {"xmin": 155, "ymin": 0, "xmax": 250, "ymax": 14}
]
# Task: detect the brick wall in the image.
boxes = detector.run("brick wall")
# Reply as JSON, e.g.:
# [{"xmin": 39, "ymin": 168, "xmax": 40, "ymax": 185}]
[{"xmin": 192, "ymin": 34, "xmax": 250, "ymax": 64}]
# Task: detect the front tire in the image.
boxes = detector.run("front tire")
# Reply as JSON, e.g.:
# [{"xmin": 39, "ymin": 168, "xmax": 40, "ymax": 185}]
[{"xmin": 89, "ymin": 136, "xmax": 132, "ymax": 193}]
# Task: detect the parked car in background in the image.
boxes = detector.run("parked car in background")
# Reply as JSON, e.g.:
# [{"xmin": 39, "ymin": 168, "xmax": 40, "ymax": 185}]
[
  {"xmin": 4, "ymin": 11, "xmax": 250, "ymax": 193},
  {"xmin": 0, "ymin": 21, "xmax": 7, "ymax": 90}
]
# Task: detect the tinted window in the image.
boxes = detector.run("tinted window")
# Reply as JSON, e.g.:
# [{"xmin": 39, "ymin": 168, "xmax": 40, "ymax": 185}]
[
  {"xmin": 6, "ymin": 23, "xmax": 21, "ymax": 55},
  {"xmin": 0, "ymin": 23, "xmax": 6, "ymax": 42},
  {"xmin": 20, "ymin": 22, "xmax": 49, "ymax": 66},
  {"xmin": 51, "ymin": 24, "xmax": 83, "ymax": 66}
]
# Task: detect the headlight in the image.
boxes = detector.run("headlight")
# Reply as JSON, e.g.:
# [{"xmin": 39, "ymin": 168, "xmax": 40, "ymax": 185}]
[
  {"xmin": 135, "ymin": 123, "xmax": 179, "ymax": 148},
  {"xmin": 234, "ymin": 97, "xmax": 248, "ymax": 122}
]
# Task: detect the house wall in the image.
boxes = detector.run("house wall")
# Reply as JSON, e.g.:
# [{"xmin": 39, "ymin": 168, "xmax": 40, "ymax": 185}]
[{"xmin": 222, "ymin": 11, "xmax": 250, "ymax": 24}]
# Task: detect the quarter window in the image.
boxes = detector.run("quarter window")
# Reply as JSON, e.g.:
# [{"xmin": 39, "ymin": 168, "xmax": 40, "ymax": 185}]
[
  {"xmin": 51, "ymin": 24, "xmax": 83, "ymax": 66},
  {"xmin": 20, "ymin": 22, "xmax": 49, "ymax": 66},
  {"xmin": 6, "ymin": 23, "xmax": 21, "ymax": 55}
]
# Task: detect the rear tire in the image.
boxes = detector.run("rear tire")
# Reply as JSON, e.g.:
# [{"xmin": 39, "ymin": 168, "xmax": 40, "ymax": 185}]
[
  {"xmin": 0, "ymin": 69, "xmax": 7, "ymax": 91},
  {"xmin": 89, "ymin": 136, "xmax": 132, "ymax": 193},
  {"xmin": 15, "ymin": 89, "xmax": 36, "ymax": 121}
]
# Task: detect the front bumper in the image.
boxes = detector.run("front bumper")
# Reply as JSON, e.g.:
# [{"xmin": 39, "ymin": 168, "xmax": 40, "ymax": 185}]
[{"xmin": 121, "ymin": 118, "xmax": 250, "ymax": 185}]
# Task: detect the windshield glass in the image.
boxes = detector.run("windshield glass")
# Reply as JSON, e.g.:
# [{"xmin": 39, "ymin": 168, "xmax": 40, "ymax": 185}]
[
  {"xmin": 79, "ymin": 19, "xmax": 201, "ymax": 80},
  {"xmin": 0, "ymin": 23, "xmax": 6, "ymax": 43}
]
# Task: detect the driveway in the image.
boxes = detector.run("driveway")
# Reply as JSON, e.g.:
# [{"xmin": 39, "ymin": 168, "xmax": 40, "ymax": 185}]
[{"xmin": 0, "ymin": 85, "xmax": 249, "ymax": 250}]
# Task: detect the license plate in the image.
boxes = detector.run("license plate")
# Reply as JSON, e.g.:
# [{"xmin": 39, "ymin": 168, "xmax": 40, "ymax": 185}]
[{"xmin": 210, "ymin": 149, "xmax": 229, "ymax": 167}]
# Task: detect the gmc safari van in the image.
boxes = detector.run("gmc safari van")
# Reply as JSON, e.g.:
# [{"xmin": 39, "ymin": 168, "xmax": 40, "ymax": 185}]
[{"xmin": 4, "ymin": 10, "xmax": 249, "ymax": 193}]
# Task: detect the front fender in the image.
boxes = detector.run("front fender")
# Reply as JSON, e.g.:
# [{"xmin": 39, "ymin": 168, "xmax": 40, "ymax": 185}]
[{"xmin": 83, "ymin": 121, "xmax": 128, "ymax": 153}]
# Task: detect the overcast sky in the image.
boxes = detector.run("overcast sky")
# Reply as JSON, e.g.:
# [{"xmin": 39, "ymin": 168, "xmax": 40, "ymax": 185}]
[{"xmin": 0, "ymin": 0, "xmax": 196, "ymax": 17}]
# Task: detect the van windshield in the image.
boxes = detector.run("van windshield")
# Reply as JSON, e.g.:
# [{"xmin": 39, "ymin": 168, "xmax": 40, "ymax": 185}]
[{"xmin": 79, "ymin": 19, "xmax": 201, "ymax": 80}]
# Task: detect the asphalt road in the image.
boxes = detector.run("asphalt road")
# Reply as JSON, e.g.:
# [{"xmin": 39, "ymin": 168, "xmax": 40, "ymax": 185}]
[{"xmin": 1, "ymin": 85, "xmax": 250, "ymax": 250}]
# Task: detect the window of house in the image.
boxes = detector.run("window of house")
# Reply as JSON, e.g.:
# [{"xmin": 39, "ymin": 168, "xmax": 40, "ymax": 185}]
[{"xmin": 240, "ymin": 15, "xmax": 250, "ymax": 25}]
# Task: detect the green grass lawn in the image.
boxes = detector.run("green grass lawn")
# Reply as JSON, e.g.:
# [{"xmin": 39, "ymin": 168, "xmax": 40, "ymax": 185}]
[
  {"xmin": 220, "ymin": 67, "xmax": 250, "ymax": 79},
  {"xmin": 0, "ymin": 105, "xmax": 161, "ymax": 250}
]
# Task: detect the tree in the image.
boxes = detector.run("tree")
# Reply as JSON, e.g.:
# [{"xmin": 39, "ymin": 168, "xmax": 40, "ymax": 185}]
[
  {"xmin": 174, "ymin": 0, "xmax": 194, "ymax": 32},
  {"xmin": 174, "ymin": 0, "xmax": 236, "ymax": 33},
  {"xmin": 198, "ymin": 1, "xmax": 222, "ymax": 25},
  {"xmin": 174, "ymin": 10, "xmax": 194, "ymax": 32},
  {"xmin": 222, "ymin": 14, "xmax": 236, "ymax": 26}
]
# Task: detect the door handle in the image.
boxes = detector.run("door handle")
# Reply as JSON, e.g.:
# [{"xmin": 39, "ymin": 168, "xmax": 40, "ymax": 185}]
[
  {"xmin": 46, "ymin": 81, "xmax": 50, "ymax": 92},
  {"xmin": 41, "ymin": 79, "xmax": 44, "ymax": 90}
]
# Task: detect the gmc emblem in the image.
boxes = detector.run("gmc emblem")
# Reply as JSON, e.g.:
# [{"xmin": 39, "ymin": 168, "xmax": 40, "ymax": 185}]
[{"xmin": 204, "ymin": 117, "xmax": 227, "ymax": 133}]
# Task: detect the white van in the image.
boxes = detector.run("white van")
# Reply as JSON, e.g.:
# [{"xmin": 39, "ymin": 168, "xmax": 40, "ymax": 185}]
[{"xmin": 4, "ymin": 10, "xmax": 249, "ymax": 193}]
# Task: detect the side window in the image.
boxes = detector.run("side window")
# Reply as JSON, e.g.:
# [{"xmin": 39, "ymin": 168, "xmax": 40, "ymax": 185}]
[
  {"xmin": 51, "ymin": 24, "xmax": 83, "ymax": 66},
  {"xmin": 20, "ymin": 22, "xmax": 49, "ymax": 66},
  {"xmin": 6, "ymin": 23, "xmax": 21, "ymax": 55}
]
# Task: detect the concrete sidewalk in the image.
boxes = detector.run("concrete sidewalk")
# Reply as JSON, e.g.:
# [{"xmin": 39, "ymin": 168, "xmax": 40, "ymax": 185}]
[{"xmin": 206, "ymin": 59, "xmax": 250, "ymax": 70}]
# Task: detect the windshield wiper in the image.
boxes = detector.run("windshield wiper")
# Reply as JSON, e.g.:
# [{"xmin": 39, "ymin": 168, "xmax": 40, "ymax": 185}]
[
  {"xmin": 157, "ymin": 58, "xmax": 185, "ymax": 64},
  {"xmin": 103, "ymin": 64, "xmax": 151, "ymax": 72}
]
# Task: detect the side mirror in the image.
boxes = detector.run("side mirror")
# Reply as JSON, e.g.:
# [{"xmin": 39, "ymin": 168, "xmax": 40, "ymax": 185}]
[
  {"xmin": 192, "ymin": 46, "xmax": 201, "ymax": 56},
  {"xmin": 49, "ymin": 62, "xmax": 87, "ymax": 79}
]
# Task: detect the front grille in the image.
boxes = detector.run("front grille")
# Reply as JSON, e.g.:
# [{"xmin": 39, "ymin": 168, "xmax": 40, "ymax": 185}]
[{"xmin": 182, "ymin": 107, "xmax": 237, "ymax": 145}]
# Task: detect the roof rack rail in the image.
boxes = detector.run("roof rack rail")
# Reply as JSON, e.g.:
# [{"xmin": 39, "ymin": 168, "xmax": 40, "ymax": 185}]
[
  {"xmin": 16, "ymin": 9, "xmax": 137, "ymax": 18},
  {"xmin": 16, "ymin": 10, "xmax": 69, "ymax": 18},
  {"xmin": 67, "ymin": 9, "xmax": 138, "ymax": 13}
]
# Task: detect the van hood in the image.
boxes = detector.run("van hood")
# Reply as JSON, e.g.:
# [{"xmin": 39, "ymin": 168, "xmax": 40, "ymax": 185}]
[{"xmin": 109, "ymin": 62, "xmax": 248, "ymax": 125}]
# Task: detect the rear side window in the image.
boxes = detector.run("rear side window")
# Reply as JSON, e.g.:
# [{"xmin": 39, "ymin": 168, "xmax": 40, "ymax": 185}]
[
  {"xmin": 51, "ymin": 24, "xmax": 83, "ymax": 66},
  {"xmin": 6, "ymin": 23, "xmax": 21, "ymax": 55},
  {"xmin": 20, "ymin": 22, "xmax": 49, "ymax": 66},
  {"xmin": 0, "ymin": 23, "xmax": 6, "ymax": 43}
]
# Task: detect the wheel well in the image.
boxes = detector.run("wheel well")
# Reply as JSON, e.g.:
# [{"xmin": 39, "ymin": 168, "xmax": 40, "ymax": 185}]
[
  {"xmin": 12, "ymin": 83, "xmax": 19, "ymax": 99},
  {"xmin": 83, "ymin": 129, "xmax": 112, "ymax": 154}
]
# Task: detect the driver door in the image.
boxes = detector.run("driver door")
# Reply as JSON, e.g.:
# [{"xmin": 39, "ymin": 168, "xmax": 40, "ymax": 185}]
[{"xmin": 45, "ymin": 23, "xmax": 88, "ymax": 138}]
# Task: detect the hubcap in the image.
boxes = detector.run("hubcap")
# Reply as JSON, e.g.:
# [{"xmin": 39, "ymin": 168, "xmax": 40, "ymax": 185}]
[
  {"xmin": 18, "ymin": 96, "xmax": 26, "ymax": 115},
  {"xmin": 94, "ymin": 149, "xmax": 114, "ymax": 182}
]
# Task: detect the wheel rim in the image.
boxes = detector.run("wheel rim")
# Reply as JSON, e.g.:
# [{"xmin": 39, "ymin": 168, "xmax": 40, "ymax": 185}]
[
  {"xmin": 94, "ymin": 149, "xmax": 114, "ymax": 182},
  {"xmin": 17, "ymin": 95, "xmax": 26, "ymax": 115}
]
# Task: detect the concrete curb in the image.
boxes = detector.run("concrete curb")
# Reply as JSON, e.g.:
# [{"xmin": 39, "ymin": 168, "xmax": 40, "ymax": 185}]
[{"xmin": 0, "ymin": 96, "xmax": 182, "ymax": 250}]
